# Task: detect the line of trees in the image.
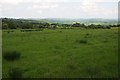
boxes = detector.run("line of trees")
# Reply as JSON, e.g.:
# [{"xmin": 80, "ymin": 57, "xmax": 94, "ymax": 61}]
[{"xmin": 2, "ymin": 18, "xmax": 119, "ymax": 29}]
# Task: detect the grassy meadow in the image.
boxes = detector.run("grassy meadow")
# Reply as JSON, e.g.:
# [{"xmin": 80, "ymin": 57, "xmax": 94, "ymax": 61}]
[{"xmin": 2, "ymin": 28, "xmax": 118, "ymax": 78}]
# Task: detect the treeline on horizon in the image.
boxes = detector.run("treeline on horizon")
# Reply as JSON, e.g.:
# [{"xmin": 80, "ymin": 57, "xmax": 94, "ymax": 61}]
[{"xmin": 2, "ymin": 18, "xmax": 120, "ymax": 29}]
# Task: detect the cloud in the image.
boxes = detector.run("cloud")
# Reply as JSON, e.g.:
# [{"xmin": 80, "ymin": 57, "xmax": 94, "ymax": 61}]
[
  {"xmin": 81, "ymin": 0, "xmax": 118, "ymax": 17},
  {"xmin": 0, "ymin": 5, "xmax": 1, "ymax": 16},
  {"xmin": 0, "ymin": 0, "xmax": 119, "ymax": 5},
  {"xmin": 0, "ymin": 0, "xmax": 23, "ymax": 5},
  {"xmin": 0, "ymin": 0, "xmax": 118, "ymax": 18},
  {"xmin": 0, "ymin": 0, "xmax": 59, "ymax": 16},
  {"xmin": 33, "ymin": 3, "xmax": 58, "ymax": 9},
  {"xmin": 0, "ymin": 0, "xmax": 65, "ymax": 5},
  {"xmin": 29, "ymin": 2, "xmax": 58, "ymax": 14},
  {"xmin": 24, "ymin": 0, "xmax": 59, "ymax": 3}
]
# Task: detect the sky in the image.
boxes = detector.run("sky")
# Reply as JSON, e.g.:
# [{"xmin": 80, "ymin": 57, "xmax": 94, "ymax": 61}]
[{"xmin": 0, "ymin": 0, "xmax": 119, "ymax": 19}]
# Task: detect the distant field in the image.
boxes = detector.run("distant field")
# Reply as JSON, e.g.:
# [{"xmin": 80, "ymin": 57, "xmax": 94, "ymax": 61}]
[{"xmin": 2, "ymin": 28, "xmax": 118, "ymax": 78}]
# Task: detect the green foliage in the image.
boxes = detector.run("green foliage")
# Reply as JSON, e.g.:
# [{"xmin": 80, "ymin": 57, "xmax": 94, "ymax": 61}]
[
  {"xmin": 72, "ymin": 22, "xmax": 81, "ymax": 27},
  {"xmin": 2, "ymin": 23, "xmax": 8, "ymax": 29},
  {"xmin": 2, "ymin": 18, "xmax": 118, "ymax": 29},
  {"xmin": 7, "ymin": 21, "xmax": 17, "ymax": 29}
]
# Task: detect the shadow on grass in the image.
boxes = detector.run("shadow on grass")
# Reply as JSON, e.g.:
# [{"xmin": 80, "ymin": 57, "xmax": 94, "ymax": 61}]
[{"xmin": 3, "ymin": 51, "xmax": 21, "ymax": 61}]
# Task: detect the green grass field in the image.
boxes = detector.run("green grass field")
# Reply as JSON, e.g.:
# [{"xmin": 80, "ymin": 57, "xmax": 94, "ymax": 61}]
[{"xmin": 2, "ymin": 28, "xmax": 118, "ymax": 78}]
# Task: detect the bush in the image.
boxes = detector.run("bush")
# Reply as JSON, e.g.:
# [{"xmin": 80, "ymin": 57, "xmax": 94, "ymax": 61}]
[
  {"xmin": 8, "ymin": 67, "xmax": 22, "ymax": 79},
  {"xmin": 3, "ymin": 51, "xmax": 21, "ymax": 61}
]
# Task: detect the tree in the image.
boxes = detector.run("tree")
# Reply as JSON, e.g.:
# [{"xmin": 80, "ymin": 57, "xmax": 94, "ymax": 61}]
[
  {"xmin": 2, "ymin": 23, "xmax": 8, "ymax": 29},
  {"xmin": 51, "ymin": 23, "xmax": 58, "ymax": 29},
  {"xmin": 43, "ymin": 23, "xmax": 50, "ymax": 28},
  {"xmin": 72, "ymin": 22, "xmax": 81, "ymax": 27},
  {"xmin": 20, "ymin": 22, "xmax": 33, "ymax": 29},
  {"xmin": 7, "ymin": 21, "xmax": 17, "ymax": 29}
]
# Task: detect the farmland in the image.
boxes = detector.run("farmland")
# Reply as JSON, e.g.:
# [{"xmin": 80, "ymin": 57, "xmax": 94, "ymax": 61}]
[{"xmin": 2, "ymin": 28, "xmax": 118, "ymax": 78}]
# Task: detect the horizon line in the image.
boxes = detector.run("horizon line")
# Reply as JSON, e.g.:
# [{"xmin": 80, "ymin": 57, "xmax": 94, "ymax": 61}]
[{"xmin": 1, "ymin": 17, "xmax": 118, "ymax": 20}]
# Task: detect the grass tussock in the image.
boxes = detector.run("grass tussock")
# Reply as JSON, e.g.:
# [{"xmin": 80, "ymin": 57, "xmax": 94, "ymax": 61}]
[
  {"xmin": 79, "ymin": 40, "xmax": 87, "ymax": 44},
  {"xmin": 3, "ymin": 51, "xmax": 21, "ymax": 61},
  {"xmin": 76, "ymin": 39, "xmax": 87, "ymax": 44}
]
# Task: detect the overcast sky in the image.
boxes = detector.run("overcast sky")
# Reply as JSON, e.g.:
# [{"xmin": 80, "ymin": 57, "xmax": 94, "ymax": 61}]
[{"xmin": 0, "ymin": 0, "xmax": 119, "ymax": 19}]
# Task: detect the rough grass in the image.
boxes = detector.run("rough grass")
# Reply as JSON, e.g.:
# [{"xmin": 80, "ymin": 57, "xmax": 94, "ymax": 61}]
[
  {"xmin": 2, "ymin": 28, "xmax": 118, "ymax": 78},
  {"xmin": 8, "ymin": 67, "xmax": 23, "ymax": 79}
]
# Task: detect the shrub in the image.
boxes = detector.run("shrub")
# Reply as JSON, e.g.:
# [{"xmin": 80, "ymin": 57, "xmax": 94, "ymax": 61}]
[
  {"xmin": 3, "ymin": 51, "xmax": 21, "ymax": 61},
  {"xmin": 106, "ymin": 26, "xmax": 111, "ymax": 29},
  {"xmin": 8, "ymin": 67, "xmax": 22, "ymax": 79}
]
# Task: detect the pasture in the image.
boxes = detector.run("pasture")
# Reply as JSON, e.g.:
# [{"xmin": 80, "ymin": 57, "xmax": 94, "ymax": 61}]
[{"xmin": 2, "ymin": 28, "xmax": 118, "ymax": 78}]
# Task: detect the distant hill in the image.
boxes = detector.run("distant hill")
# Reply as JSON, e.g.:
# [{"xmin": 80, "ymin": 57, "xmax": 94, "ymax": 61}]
[
  {"xmin": 2, "ymin": 18, "xmax": 118, "ymax": 25},
  {"xmin": 35, "ymin": 18, "xmax": 118, "ymax": 25}
]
